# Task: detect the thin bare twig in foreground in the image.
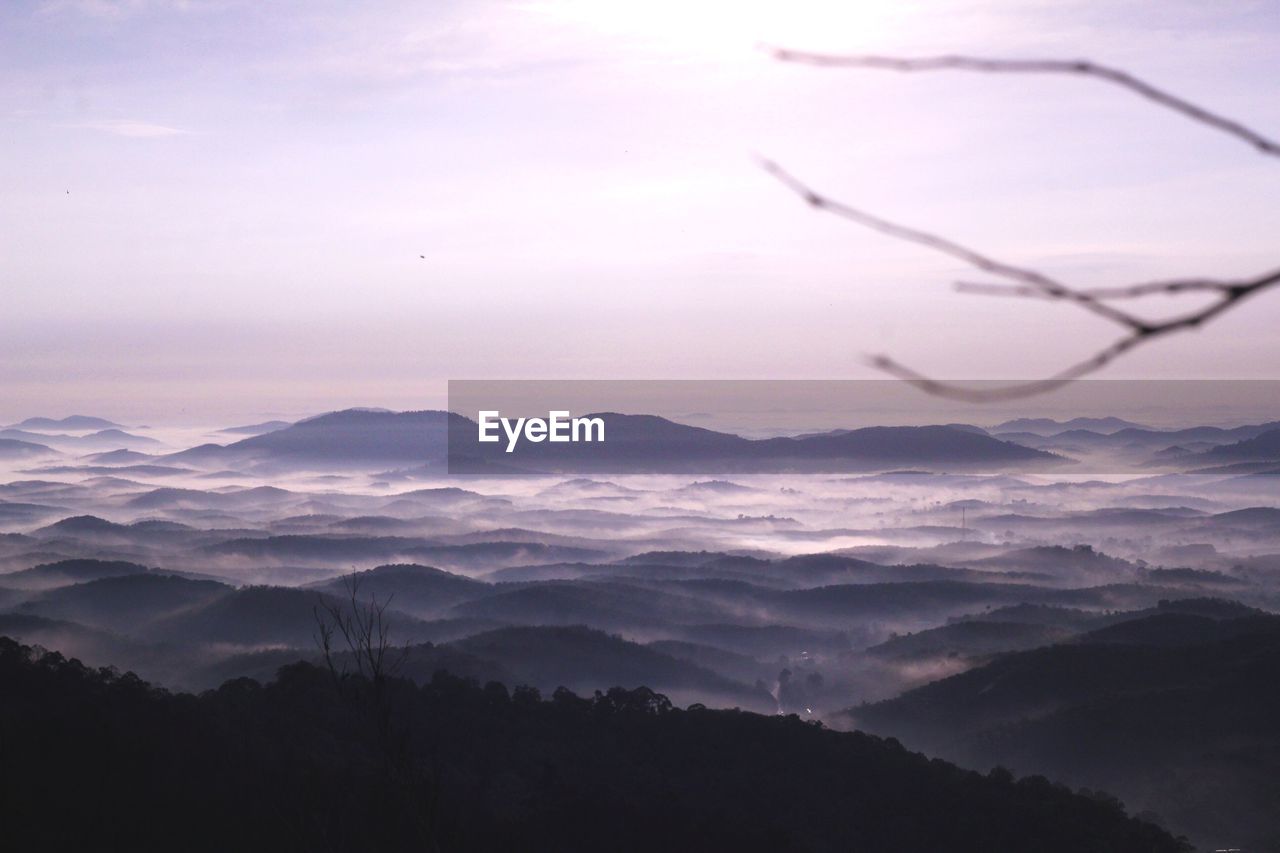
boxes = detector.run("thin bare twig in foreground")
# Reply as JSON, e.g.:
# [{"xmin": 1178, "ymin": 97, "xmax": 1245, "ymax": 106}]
[
  {"xmin": 763, "ymin": 49, "xmax": 1280, "ymax": 401},
  {"xmin": 769, "ymin": 50, "xmax": 1280, "ymax": 158}
]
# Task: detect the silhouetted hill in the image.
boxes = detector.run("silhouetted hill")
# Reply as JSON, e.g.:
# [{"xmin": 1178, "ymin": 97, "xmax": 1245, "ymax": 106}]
[
  {"xmin": 1142, "ymin": 567, "xmax": 1246, "ymax": 588},
  {"xmin": 36, "ymin": 514, "xmax": 124, "ymax": 535},
  {"xmin": 671, "ymin": 623, "xmax": 851, "ymax": 658},
  {"xmin": 0, "ymin": 558, "xmax": 149, "ymax": 590},
  {"xmin": 141, "ymin": 585, "xmax": 428, "ymax": 648},
  {"xmin": 0, "ymin": 438, "xmax": 57, "ymax": 460},
  {"xmin": 451, "ymin": 625, "xmax": 768, "ymax": 708},
  {"xmin": 124, "ymin": 485, "xmax": 295, "ymax": 510},
  {"xmin": 220, "ymin": 420, "xmax": 290, "ymax": 435},
  {"xmin": 1075, "ymin": 611, "xmax": 1278, "ymax": 647},
  {"xmin": 0, "ymin": 427, "xmax": 158, "ymax": 451},
  {"xmin": 200, "ymin": 533, "xmax": 432, "ymax": 562},
  {"xmin": 204, "ymin": 536, "xmax": 606, "ymax": 570},
  {"xmin": 1205, "ymin": 506, "xmax": 1280, "ymax": 528},
  {"xmin": 228, "ymin": 409, "xmax": 466, "ymax": 464},
  {"xmin": 757, "ymin": 425, "xmax": 1064, "ymax": 470},
  {"xmin": 850, "ymin": 615, "xmax": 1280, "ymax": 851},
  {"xmin": 451, "ymin": 581, "xmax": 727, "ymax": 631},
  {"xmin": 967, "ymin": 544, "xmax": 1136, "ymax": 579},
  {"xmin": 867, "ymin": 620, "xmax": 1073, "ymax": 661},
  {"xmin": 0, "ymin": 613, "xmax": 130, "ymax": 655},
  {"xmin": 20, "ymin": 573, "xmax": 232, "ymax": 634},
  {"xmin": 466, "ymin": 415, "xmax": 1068, "ymax": 474},
  {"xmin": 88, "ymin": 427, "xmax": 161, "ymax": 445},
  {"xmin": 0, "ymin": 501, "xmax": 63, "ymax": 525},
  {"xmin": 645, "ymin": 639, "xmax": 769, "ymax": 684},
  {"xmin": 83, "ymin": 448, "xmax": 156, "ymax": 464},
  {"xmin": 373, "ymin": 640, "xmax": 514, "ymax": 686},
  {"xmin": 991, "ymin": 417, "xmax": 1149, "ymax": 435},
  {"xmin": 171, "ymin": 409, "xmax": 1068, "ymax": 473},
  {"xmin": 777, "ymin": 553, "xmax": 1010, "ymax": 586},
  {"xmin": 0, "ymin": 636, "xmax": 1188, "ymax": 853},
  {"xmin": 957, "ymin": 603, "xmax": 1099, "ymax": 629},
  {"xmin": 11, "ymin": 415, "xmax": 122, "ymax": 431},
  {"xmin": 1193, "ymin": 427, "xmax": 1280, "ymax": 463},
  {"xmin": 309, "ymin": 564, "xmax": 491, "ymax": 617}
]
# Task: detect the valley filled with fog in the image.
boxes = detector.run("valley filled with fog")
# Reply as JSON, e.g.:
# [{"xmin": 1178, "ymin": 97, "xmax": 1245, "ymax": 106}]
[{"xmin": 4, "ymin": 409, "xmax": 1280, "ymax": 850}]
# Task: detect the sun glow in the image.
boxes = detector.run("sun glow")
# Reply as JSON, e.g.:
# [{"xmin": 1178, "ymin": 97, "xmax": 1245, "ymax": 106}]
[{"xmin": 526, "ymin": 0, "xmax": 910, "ymax": 60}]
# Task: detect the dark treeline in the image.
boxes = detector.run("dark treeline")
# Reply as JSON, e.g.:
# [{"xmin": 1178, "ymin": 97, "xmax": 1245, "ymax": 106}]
[{"xmin": 0, "ymin": 636, "xmax": 1187, "ymax": 853}]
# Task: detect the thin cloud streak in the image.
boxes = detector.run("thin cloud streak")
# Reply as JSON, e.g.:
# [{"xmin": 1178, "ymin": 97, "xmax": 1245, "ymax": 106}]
[{"xmin": 73, "ymin": 119, "xmax": 191, "ymax": 137}]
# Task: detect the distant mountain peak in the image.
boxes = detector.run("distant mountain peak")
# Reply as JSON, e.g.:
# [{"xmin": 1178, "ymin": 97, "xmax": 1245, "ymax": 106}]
[
  {"xmin": 991, "ymin": 416, "xmax": 1150, "ymax": 435},
  {"xmin": 10, "ymin": 415, "xmax": 123, "ymax": 431}
]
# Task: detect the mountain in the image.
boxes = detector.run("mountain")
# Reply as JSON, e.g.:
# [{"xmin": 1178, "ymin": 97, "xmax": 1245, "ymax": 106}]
[
  {"xmin": 450, "ymin": 624, "xmax": 769, "ymax": 708},
  {"xmin": 0, "ymin": 635, "xmax": 1188, "ymax": 853},
  {"xmin": 308, "ymin": 563, "xmax": 491, "ymax": 618},
  {"xmin": 0, "ymin": 501, "xmax": 63, "ymax": 525},
  {"xmin": 1192, "ymin": 427, "xmax": 1280, "ymax": 463},
  {"xmin": 88, "ymin": 428, "xmax": 161, "ymax": 445},
  {"xmin": 19, "ymin": 573, "xmax": 232, "ymax": 634},
  {"xmin": 29, "ymin": 515, "xmax": 199, "ymax": 548},
  {"xmin": 645, "ymin": 639, "xmax": 770, "ymax": 684},
  {"xmin": 10, "ymin": 415, "xmax": 122, "ymax": 431},
  {"xmin": 849, "ymin": 612, "xmax": 1280, "ymax": 851},
  {"xmin": 159, "ymin": 409, "xmax": 1066, "ymax": 474},
  {"xmin": 139, "ymin": 585, "xmax": 442, "ymax": 648},
  {"xmin": 0, "ymin": 558, "xmax": 149, "ymax": 591},
  {"xmin": 867, "ymin": 620, "xmax": 1074, "ymax": 662},
  {"xmin": 226, "ymin": 409, "xmax": 463, "ymax": 464},
  {"xmin": 671, "ymin": 623, "xmax": 852, "ymax": 658},
  {"xmin": 82, "ymin": 448, "xmax": 157, "ymax": 464},
  {"xmin": 160, "ymin": 409, "xmax": 467, "ymax": 468},
  {"xmin": 204, "ymin": 536, "xmax": 606, "ymax": 571},
  {"xmin": 124, "ymin": 485, "xmax": 296, "ymax": 511},
  {"xmin": 1075, "ymin": 611, "xmax": 1276, "ymax": 647},
  {"xmin": 986, "ymin": 422, "xmax": 1280, "ymax": 466},
  {"xmin": 0, "ymin": 438, "xmax": 57, "ymax": 460},
  {"xmin": 1200, "ymin": 506, "xmax": 1280, "ymax": 531},
  {"xmin": 991, "ymin": 417, "xmax": 1150, "ymax": 435},
  {"xmin": 451, "ymin": 580, "xmax": 727, "ymax": 632},
  {"xmin": 966, "ymin": 544, "xmax": 1136, "ymax": 580},
  {"xmin": 0, "ymin": 428, "xmax": 159, "ymax": 451},
  {"xmin": 457, "ymin": 414, "xmax": 1067, "ymax": 474},
  {"xmin": 755, "ymin": 426, "xmax": 1064, "ymax": 469},
  {"xmin": 219, "ymin": 420, "xmax": 291, "ymax": 435}
]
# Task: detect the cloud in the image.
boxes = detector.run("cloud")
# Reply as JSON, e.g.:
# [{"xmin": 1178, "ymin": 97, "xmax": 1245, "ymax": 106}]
[
  {"xmin": 76, "ymin": 119, "xmax": 190, "ymax": 137},
  {"xmin": 37, "ymin": 0, "xmax": 212, "ymax": 18}
]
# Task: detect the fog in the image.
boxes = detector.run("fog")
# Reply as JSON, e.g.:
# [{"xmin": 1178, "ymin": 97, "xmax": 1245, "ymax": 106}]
[{"xmin": 5, "ymin": 408, "xmax": 1280, "ymax": 846}]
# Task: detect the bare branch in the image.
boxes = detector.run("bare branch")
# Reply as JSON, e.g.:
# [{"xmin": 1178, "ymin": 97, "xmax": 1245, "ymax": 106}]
[
  {"xmin": 763, "ymin": 50, "xmax": 1280, "ymax": 400},
  {"xmin": 869, "ymin": 334, "xmax": 1144, "ymax": 402},
  {"xmin": 312, "ymin": 572, "xmax": 407, "ymax": 683},
  {"xmin": 759, "ymin": 158, "xmax": 1150, "ymax": 332},
  {"xmin": 953, "ymin": 277, "xmax": 1241, "ymax": 301},
  {"xmin": 769, "ymin": 49, "xmax": 1280, "ymax": 158},
  {"xmin": 872, "ymin": 266, "xmax": 1280, "ymax": 401}
]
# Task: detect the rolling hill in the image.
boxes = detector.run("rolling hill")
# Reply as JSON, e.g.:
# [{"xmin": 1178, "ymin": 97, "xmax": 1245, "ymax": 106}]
[
  {"xmin": 848, "ymin": 611, "xmax": 1280, "ymax": 851},
  {"xmin": 0, "ymin": 635, "xmax": 1188, "ymax": 853}
]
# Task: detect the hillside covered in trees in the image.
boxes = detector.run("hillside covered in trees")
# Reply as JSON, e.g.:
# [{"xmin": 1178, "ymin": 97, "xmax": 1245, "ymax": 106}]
[{"xmin": 0, "ymin": 636, "xmax": 1186, "ymax": 853}]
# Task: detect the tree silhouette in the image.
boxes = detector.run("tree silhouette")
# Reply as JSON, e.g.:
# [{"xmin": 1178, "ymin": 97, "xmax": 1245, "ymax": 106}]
[{"xmin": 314, "ymin": 573, "xmax": 438, "ymax": 849}]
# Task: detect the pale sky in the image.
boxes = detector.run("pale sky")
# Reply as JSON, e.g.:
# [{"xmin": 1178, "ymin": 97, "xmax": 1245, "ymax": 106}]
[{"xmin": 3, "ymin": 0, "xmax": 1279, "ymax": 423}]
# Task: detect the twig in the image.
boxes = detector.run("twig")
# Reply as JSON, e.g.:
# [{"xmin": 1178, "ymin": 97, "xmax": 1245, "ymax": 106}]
[
  {"xmin": 769, "ymin": 49, "xmax": 1280, "ymax": 158},
  {"xmin": 953, "ymin": 277, "xmax": 1244, "ymax": 300},
  {"xmin": 763, "ymin": 50, "xmax": 1280, "ymax": 400}
]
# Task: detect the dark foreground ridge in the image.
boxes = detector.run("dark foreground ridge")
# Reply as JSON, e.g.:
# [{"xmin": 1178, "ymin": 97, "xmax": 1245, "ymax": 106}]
[{"xmin": 0, "ymin": 637, "xmax": 1185, "ymax": 853}]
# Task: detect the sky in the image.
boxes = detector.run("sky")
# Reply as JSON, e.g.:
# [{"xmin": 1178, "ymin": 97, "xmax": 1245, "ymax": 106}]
[{"xmin": 2, "ymin": 0, "xmax": 1279, "ymax": 423}]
